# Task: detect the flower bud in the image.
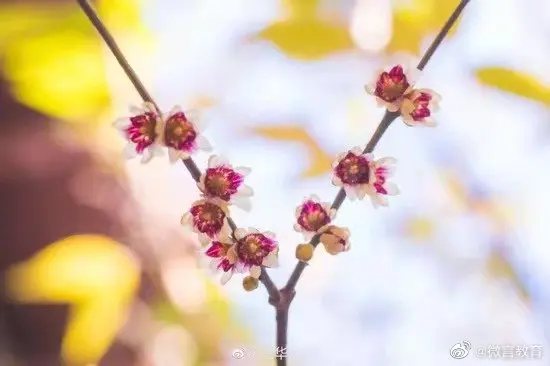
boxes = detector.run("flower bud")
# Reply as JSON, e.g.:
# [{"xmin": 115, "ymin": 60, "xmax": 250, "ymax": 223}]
[
  {"xmin": 320, "ymin": 225, "xmax": 350, "ymax": 255},
  {"xmin": 242, "ymin": 275, "xmax": 259, "ymax": 291},
  {"xmin": 295, "ymin": 243, "xmax": 314, "ymax": 262}
]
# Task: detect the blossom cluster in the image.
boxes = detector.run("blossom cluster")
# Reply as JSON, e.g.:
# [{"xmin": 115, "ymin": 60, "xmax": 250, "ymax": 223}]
[{"xmin": 113, "ymin": 59, "xmax": 440, "ymax": 290}]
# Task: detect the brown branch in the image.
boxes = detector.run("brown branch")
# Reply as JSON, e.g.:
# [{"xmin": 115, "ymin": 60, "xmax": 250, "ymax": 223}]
[
  {"xmin": 76, "ymin": 0, "xmax": 281, "ymax": 303},
  {"xmin": 276, "ymin": 1, "xmax": 473, "ymax": 364}
]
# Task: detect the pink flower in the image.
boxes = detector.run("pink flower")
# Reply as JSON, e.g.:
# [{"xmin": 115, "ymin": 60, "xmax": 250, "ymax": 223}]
[
  {"xmin": 204, "ymin": 240, "xmax": 236, "ymax": 285},
  {"xmin": 198, "ymin": 155, "xmax": 253, "ymax": 211},
  {"xmin": 181, "ymin": 198, "xmax": 230, "ymax": 245},
  {"xmin": 332, "ymin": 147, "xmax": 399, "ymax": 207},
  {"xmin": 400, "ymin": 88, "xmax": 441, "ymax": 127},
  {"xmin": 113, "ymin": 102, "xmax": 164, "ymax": 163},
  {"xmin": 224, "ymin": 228, "xmax": 279, "ymax": 280},
  {"xmin": 365, "ymin": 61, "xmax": 418, "ymax": 112},
  {"xmin": 294, "ymin": 195, "xmax": 335, "ymax": 240},
  {"xmin": 164, "ymin": 106, "xmax": 212, "ymax": 162}
]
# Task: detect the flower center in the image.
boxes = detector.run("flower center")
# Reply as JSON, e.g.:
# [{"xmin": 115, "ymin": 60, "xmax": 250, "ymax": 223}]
[
  {"xmin": 190, "ymin": 202, "xmax": 226, "ymax": 237},
  {"xmin": 236, "ymin": 234, "xmax": 273, "ymax": 266},
  {"xmin": 164, "ymin": 112, "xmax": 197, "ymax": 151},
  {"xmin": 335, "ymin": 153, "xmax": 370, "ymax": 185},
  {"xmin": 298, "ymin": 201, "xmax": 330, "ymax": 232},
  {"xmin": 204, "ymin": 167, "xmax": 243, "ymax": 200},
  {"xmin": 127, "ymin": 113, "xmax": 158, "ymax": 152},
  {"xmin": 376, "ymin": 66, "xmax": 410, "ymax": 102}
]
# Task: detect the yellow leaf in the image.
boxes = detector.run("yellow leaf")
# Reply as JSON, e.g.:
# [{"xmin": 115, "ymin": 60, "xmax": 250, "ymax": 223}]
[
  {"xmin": 485, "ymin": 249, "xmax": 529, "ymax": 302},
  {"xmin": 475, "ymin": 67, "xmax": 550, "ymax": 106},
  {"xmin": 405, "ymin": 216, "xmax": 435, "ymax": 241},
  {"xmin": 250, "ymin": 125, "xmax": 332, "ymax": 178},
  {"xmin": 254, "ymin": 0, "xmax": 354, "ymax": 60},
  {"xmin": 0, "ymin": 0, "xmax": 149, "ymax": 122},
  {"xmin": 6, "ymin": 234, "xmax": 140, "ymax": 365},
  {"xmin": 281, "ymin": 0, "xmax": 319, "ymax": 17},
  {"xmin": 387, "ymin": 0, "xmax": 463, "ymax": 55}
]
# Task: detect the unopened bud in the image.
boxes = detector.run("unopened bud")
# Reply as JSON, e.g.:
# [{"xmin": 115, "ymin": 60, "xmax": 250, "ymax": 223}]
[
  {"xmin": 295, "ymin": 243, "xmax": 314, "ymax": 262},
  {"xmin": 242, "ymin": 276, "xmax": 259, "ymax": 291},
  {"xmin": 320, "ymin": 225, "xmax": 350, "ymax": 255}
]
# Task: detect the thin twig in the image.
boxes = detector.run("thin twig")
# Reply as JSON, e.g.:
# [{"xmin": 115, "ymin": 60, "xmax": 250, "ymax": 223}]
[
  {"xmin": 76, "ymin": 0, "xmax": 281, "ymax": 303},
  {"xmin": 277, "ymin": 1, "xmax": 472, "ymax": 364}
]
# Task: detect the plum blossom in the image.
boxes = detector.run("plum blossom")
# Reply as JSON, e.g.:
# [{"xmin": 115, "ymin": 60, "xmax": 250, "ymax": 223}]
[
  {"xmin": 204, "ymin": 239, "xmax": 236, "ymax": 285},
  {"xmin": 365, "ymin": 61, "xmax": 418, "ymax": 112},
  {"xmin": 198, "ymin": 155, "xmax": 253, "ymax": 211},
  {"xmin": 113, "ymin": 102, "xmax": 164, "ymax": 163},
  {"xmin": 163, "ymin": 106, "xmax": 212, "ymax": 162},
  {"xmin": 293, "ymin": 195, "xmax": 336, "ymax": 240},
  {"xmin": 400, "ymin": 88, "xmax": 441, "ymax": 127},
  {"xmin": 181, "ymin": 198, "xmax": 230, "ymax": 246},
  {"xmin": 332, "ymin": 147, "xmax": 399, "ymax": 207}
]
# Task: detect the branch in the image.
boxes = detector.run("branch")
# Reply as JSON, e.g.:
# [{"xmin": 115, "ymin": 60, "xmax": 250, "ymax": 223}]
[
  {"xmin": 76, "ymin": 0, "xmax": 281, "ymax": 303},
  {"xmin": 277, "ymin": 0, "xmax": 472, "ymax": 364}
]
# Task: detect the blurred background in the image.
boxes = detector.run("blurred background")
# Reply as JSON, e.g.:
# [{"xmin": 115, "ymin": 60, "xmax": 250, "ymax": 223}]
[{"xmin": 1, "ymin": 0, "xmax": 550, "ymax": 365}]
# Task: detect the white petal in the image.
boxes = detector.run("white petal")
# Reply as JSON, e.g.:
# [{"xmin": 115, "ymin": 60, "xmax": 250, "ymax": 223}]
[
  {"xmin": 140, "ymin": 148, "xmax": 154, "ymax": 164},
  {"xmin": 344, "ymin": 186, "xmax": 357, "ymax": 200},
  {"xmin": 180, "ymin": 213, "xmax": 191, "ymax": 226},
  {"xmin": 351, "ymin": 146, "xmax": 363, "ymax": 155},
  {"xmin": 168, "ymin": 105, "xmax": 182, "ymax": 116},
  {"xmin": 264, "ymin": 231, "xmax": 276, "ymax": 239},
  {"xmin": 248, "ymin": 227, "xmax": 259, "ymax": 233},
  {"xmin": 206, "ymin": 155, "xmax": 219, "ymax": 168},
  {"xmin": 113, "ymin": 117, "xmax": 129, "ymax": 130},
  {"xmin": 384, "ymin": 182, "xmax": 400, "ymax": 195},
  {"xmin": 151, "ymin": 144, "xmax": 165, "ymax": 157},
  {"xmin": 309, "ymin": 194, "xmax": 321, "ymax": 202},
  {"xmin": 234, "ymin": 228, "xmax": 247, "ymax": 240},
  {"xmin": 235, "ymin": 166, "xmax": 251, "ymax": 176},
  {"xmin": 186, "ymin": 109, "xmax": 203, "ymax": 127},
  {"xmin": 263, "ymin": 252, "xmax": 279, "ymax": 268},
  {"xmin": 372, "ymin": 194, "xmax": 388, "ymax": 208},
  {"xmin": 387, "ymin": 101, "xmax": 402, "ymax": 112},
  {"xmin": 209, "ymin": 258, "xmax": 221, "ymax": 273},
  {"xmin": 331, "ymin": 176, "xmax": 343, "ymax": 187},
  {"xmin": 129, "ymin": 105, "xmax": 144, "ymax": 114},
  {"xmin": 364, "ymin": 83, "xmax": 376, "ymax": 95},
  {"xmin": 236, "ymin": 185, "xmax": 254, "ymax": 197},
  {"xmin": 233, "ymin": 197, "xmax": 252, "ymax": 212},
  {"xmin": 293, "ymin": 223, "xmax": 304, "ymax": 232},
  {"xmin": 198, "ymin": 234, "xmax": 212, "ymax": 246},
  {"xmin": 364, "ymin": 153, "xmax": 374, "ymax": 161},
  {"xmin": 215, "ymin": 155, "xmax": 230, "ymax": 166},
  {"xmin": 249, "ymin": 265, "xmax": 261, "ymax": 279},
  {"xmin": 377, "ymin": 157, "xmax": 397, "ymax": 166},
  {"xmin": 168, "ymin": 148, "xmax": 181, "ymax": 163},
  {"xmin": 197, "ymin": 136, "xmax": 213, "ymax": 151},
  {"xmin": 220, "ymin": 270, "xmax": 233, "ymax": 285},
  {"xmin": 123, "ymin": 143, "xmax": 138, "ymax": 159}
]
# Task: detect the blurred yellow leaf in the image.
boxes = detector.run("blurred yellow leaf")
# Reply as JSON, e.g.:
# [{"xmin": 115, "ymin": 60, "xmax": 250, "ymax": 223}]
[
  {"xmin": 254, "ymin": 0, "xmax": 354, "ymax": 60},
  {"xmin": 405, "ymin": 216, "xmax": 435, "ymax": 241},
  {"xmin": 6, "ymin": 234, "xmax": 140, "ymax": 365},
  {"xmin": 387, "ymin": 0, "xmax": 463, "ymax": 55},
  {"xmin": 250, "ymin": 125, "xmax": 332, "ymax": 178},
  {"xmin": 476, "ymin": 67, "xmax": 550, "ymax": 106},
  {"xmin": 485, "ymin": 249, "xmax": 529, "ymax": 302},
  {"xmin": 0, "ymin": 0, "xmax": 149, "ymax": 122}
]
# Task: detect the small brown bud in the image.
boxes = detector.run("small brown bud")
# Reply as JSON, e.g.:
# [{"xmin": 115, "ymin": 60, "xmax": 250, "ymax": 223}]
[
  {"xmin": 242, "ymin": 276, "xmax": 259, "ymax": 291},
  {"xmin": 295, "ymin": 243, "xmax": 314, "ymax": 262}
]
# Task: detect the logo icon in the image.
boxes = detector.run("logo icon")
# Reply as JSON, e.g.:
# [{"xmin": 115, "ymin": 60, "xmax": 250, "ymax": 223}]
[
  {"xmin": 450, "ymin": 340, "xmax": 471, "ymax": 359},
  {"xmin": 231, "ymin": 348, "xmax": 246, "ymax": 359}
]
